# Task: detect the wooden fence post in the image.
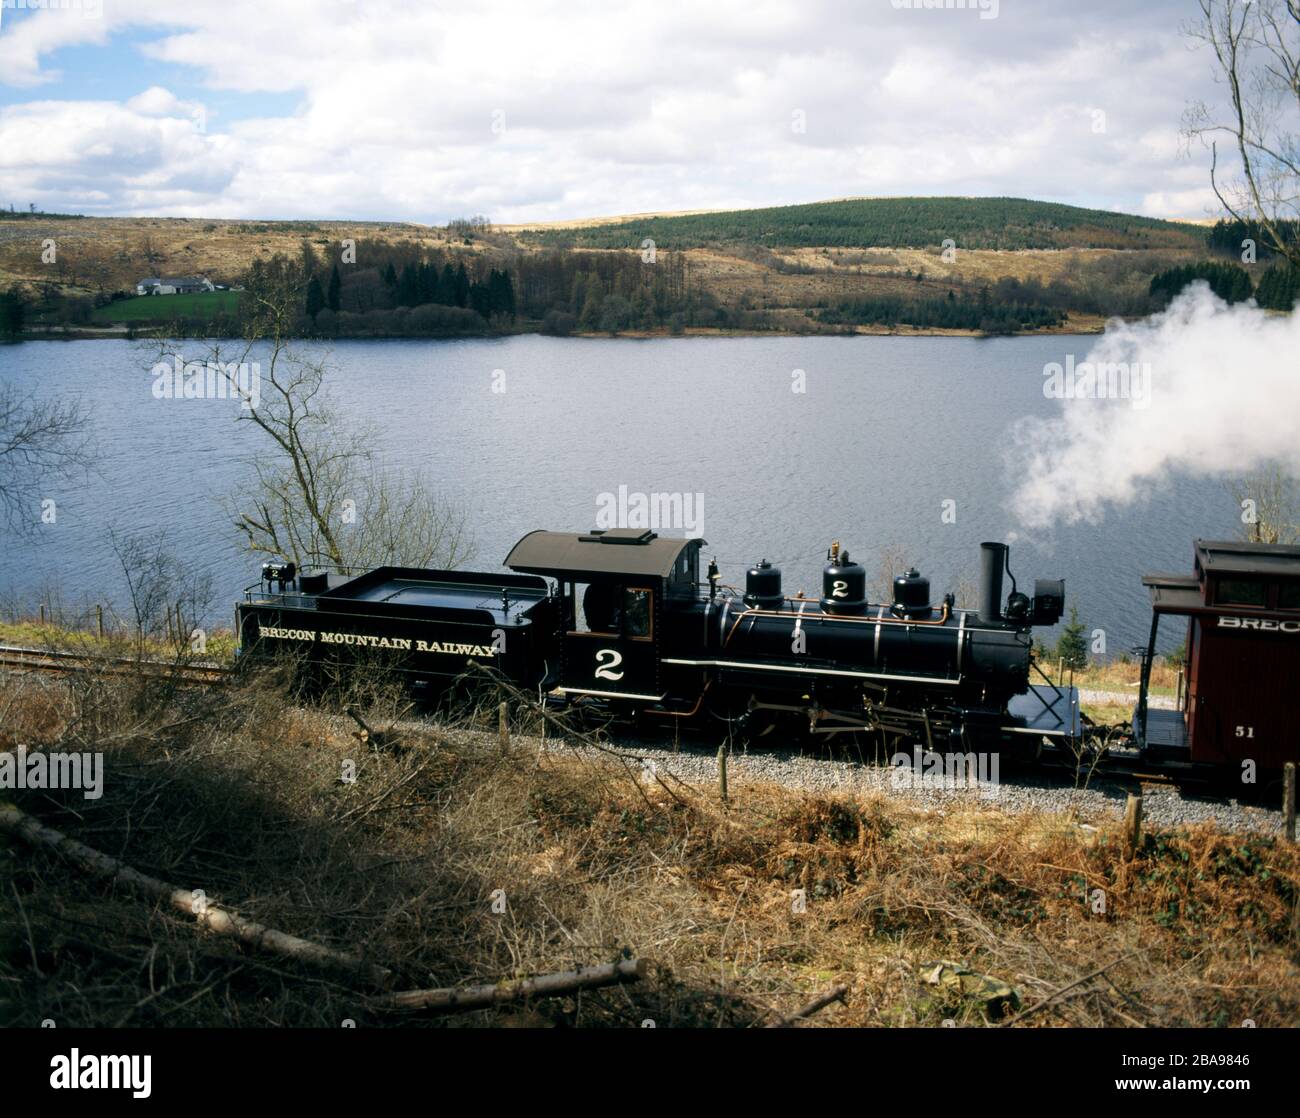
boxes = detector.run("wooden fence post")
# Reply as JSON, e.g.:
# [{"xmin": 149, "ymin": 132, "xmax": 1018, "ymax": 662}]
[
  {"xmin": 498, "ymin": 701, "xmax": 510, "ymax": 755},
  {"xmin": 717, "ymin": 744, "xmax": 728, "ymax": 804},
  {"xmin": 96, "ymin": 604, "xmax": 104, "ymax": 639},
  {"xmin": 1123, "ymin": 792, "xmax": 1143, "ymax": 857},
  {"xmin": 39, "ymin": 603, "xmax": 46, "ymax": 625},
  {"xmin": 1284, "ymin": 762, "xmax": 1296, "ymax": 843}
]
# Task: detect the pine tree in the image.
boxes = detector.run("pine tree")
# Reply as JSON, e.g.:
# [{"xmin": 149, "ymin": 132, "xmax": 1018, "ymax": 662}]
[
  {"xmin": 1255, "ymin": 263, "xmax": 1300, "ymax": 310},
  {"xmin": 501, "ymin": 269, "xmax": 516, "ymax": 318},
  {"xmin": 1054, "ymin": 605, "xmax": 1088, "ymax": 670},
  {"xmin": 418, "ymin": 262, "xmax": 436, "ymax": 304},
  {"xmin": 579, "ymin": 273, "xmax": 604, "ymax": 329},
  {"xmin": 0, "ymin": 286, "xmax": 24, "ymax": 339},
  {"xmin": 468, "ymin": 281, "xmax": 491, "ymax": 319},
  {"xmin": 327, "ymin": 265, "xmax": 341, "ymax": 313},
  {"xmin": 438, "ymin": 263, "xmax": 457, "ymax": 305},
  {"xmin": 397, "ymin": 264, "xmax": 419, "ymax": 307},
  {"xmin": 305, "ymin": 274, "xmax": 325, "ymax": 318}
]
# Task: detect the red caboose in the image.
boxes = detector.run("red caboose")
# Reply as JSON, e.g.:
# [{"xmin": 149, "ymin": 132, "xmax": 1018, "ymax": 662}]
[{"xmin": 1138, "ymin": 540, "xmax": 1300, "ymax": 772}]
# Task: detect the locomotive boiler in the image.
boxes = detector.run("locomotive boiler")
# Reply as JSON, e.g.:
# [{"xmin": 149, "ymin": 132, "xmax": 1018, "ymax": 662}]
[{"xmin": 643, "ymin": 537, "xmax": 1071, "ymax": 749}]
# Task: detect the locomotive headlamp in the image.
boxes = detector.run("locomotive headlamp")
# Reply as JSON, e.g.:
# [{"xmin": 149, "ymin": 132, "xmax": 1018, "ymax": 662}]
[{"xmin": 1030, "ymin": 579, "xmax": 1065, "ymax": 626}]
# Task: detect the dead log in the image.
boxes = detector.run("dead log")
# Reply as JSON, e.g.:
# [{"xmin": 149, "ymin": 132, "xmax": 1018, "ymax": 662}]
[
  {"xmin": 765, "ymin": 983, "xmax": 848, "ymax": 1028},
  {"xmin": 346, "ymin": 705, "xmax": 391, "ymax": 751},
  {"xmin": 378, "ymin": 957, "xmax": 648, "ymax": 1013},
  {"xmin": 0, "ymin": 804, "xmax": 392, "ymax": 988}
]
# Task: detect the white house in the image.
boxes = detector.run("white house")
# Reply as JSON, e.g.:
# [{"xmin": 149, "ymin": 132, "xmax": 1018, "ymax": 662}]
[{"xmin": 136, "ymin": 276, "xmax": 216, "ymax": 296}]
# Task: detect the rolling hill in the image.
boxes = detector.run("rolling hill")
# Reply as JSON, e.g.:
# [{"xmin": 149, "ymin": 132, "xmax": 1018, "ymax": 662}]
[{"xmin": 521, "ymin": 196, "xmax": 1202, "ymax": 252}]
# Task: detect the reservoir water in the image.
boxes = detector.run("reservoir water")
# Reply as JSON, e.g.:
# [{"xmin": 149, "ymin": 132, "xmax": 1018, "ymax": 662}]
[{"xmin": 0, "ymin": 334, "xmax": 1239, "ymax": 653}]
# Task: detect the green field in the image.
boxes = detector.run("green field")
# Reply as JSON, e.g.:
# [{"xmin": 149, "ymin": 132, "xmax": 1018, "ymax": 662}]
[
  {"xmin": 525, "ymin": 196, "xmax": 1203, "ymax": 252},
  {"xmin": 92, "ymin": 290, "xmax": 241, "ymax": 323}
]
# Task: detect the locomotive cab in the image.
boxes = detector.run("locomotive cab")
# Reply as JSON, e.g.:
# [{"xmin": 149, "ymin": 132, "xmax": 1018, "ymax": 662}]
[{"xmin": 504, "ymin": 528, "xmax": 705, "ymax": 704}]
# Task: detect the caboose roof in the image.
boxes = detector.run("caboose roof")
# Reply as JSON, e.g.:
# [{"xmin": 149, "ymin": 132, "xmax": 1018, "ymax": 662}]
[
  {"xmin": 504, "ymin": 529, "xmax": 704, "ymax": 580},
  {"xmin": 1194, "ymin": 538, "xmax": 1300, "ymax": 578},
  {"xmin": 1142, "ymin": 573, "xmax": 1203, "ymax": 613}
]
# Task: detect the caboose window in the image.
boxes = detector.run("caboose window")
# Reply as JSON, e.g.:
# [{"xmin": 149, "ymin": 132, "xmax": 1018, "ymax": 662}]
[
  {"xmin": 1217, "ymin": 578, "xmax": 1266, "ymax": 606},
  {"xmin": 1279, "ymin": 583, "xmax": 1300, "ymax": 609}
]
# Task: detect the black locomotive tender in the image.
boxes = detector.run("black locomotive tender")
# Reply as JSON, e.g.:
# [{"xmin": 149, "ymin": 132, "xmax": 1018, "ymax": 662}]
[{"xmin": 237, "ymin": 529, "xmax": 1078, "ymax": 753}]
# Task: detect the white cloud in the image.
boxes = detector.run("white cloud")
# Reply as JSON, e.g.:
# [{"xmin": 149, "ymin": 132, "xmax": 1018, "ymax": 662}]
[{"xmin": 0, "ymin": 0, "xmax": 1240, "ymax": 221}]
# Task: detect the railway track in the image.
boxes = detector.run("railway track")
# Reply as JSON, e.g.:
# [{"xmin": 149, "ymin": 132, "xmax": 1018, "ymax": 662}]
[
  {"xmin": 0, "ymin": 639, "xmax": 1277, "ymax": 831},
  {"xmin": 0, "ymin": 643, "xmax": 232, "ymax": 685},
  {"xmin": 0, "ymin": 641, "xmax": 1241, "ymax": 797}
]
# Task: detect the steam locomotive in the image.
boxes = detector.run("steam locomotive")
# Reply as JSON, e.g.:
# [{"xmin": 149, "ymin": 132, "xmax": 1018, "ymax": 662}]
[
  {"xmin": 235, "ymin": 528, "xmax": 1300, "ymax": 782},
  {"xmin": 235, "ymin": 529, "xmax": 1079, "ymax": 754}
]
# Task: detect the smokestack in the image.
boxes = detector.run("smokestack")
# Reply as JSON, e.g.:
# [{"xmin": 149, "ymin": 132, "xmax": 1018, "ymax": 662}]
[{"xmin": 978, "ymin": 542, "xmax": 1007, "ymax": 625}]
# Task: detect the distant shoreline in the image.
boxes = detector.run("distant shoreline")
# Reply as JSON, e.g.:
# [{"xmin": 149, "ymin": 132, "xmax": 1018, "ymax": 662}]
[{"xmin": 13, "ymin": 319, "xmax": 1109, "ymax": 343}]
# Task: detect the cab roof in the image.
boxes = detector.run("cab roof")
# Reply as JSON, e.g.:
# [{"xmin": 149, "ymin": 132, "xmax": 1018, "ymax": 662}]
[
  {"xmin": 1195, "ymin": 539, "xmax": 1300, "ymax": 578},
  {"xmin": 504, "ymin": 529, "xmax": 704, "ymax": 580}
]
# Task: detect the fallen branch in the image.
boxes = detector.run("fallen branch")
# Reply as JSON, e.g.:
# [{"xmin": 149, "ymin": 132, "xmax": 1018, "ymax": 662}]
[
  {"xmin": 1000, "ymin": 951, "xmax": 1144, "ymax": 1027},
  {"xmin": 376, "ymin": 957, "xmax": 648, "ymax": 1013},
  {"xmin": 0, "ymin": 803, "xmax": 393, "ymax": 989},
  {"xmin": 765, "ymin": 983, "xmax": 848, "ymax": 1028}
]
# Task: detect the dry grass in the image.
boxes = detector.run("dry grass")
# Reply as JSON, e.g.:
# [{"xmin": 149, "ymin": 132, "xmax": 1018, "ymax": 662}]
[
  {"xmin": 0, "ymin": 216, "xmax": 469, "ymax": 295},
  {"xmin": 1, "ymin": 667, "xmax": 1297, "ymax": 1028},
  {"xmin": 1070, "ymin": 659, "xmax": 1181, "ymax": 696}
]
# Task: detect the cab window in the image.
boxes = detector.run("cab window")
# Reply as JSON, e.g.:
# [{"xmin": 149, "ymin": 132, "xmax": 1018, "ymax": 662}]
[
  {"xmin": 1279, "ymin": 583, "xmax": 1300, "ymax": 610},
  {"xmin": 576, "ymin": 582, "xmax": 620, "ymax": 634},
  {"xmin": 1217, "ymin": 578, "xmax": 1266, "ymax": 606},
  {"xmin": 623, "ymin": 588, "xmax": 651, "ymax": 638}
]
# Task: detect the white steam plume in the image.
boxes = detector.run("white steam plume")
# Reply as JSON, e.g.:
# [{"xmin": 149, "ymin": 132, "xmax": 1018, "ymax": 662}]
[{"xmin": 1008, "ymin": 284, "xmax": 1300, "ymax": 530}]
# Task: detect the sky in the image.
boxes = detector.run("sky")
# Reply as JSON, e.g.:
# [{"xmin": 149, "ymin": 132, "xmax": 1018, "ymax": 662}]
[{"xmin": 0, "ymin": 0, "xmax": 1239, "ymax": 223}]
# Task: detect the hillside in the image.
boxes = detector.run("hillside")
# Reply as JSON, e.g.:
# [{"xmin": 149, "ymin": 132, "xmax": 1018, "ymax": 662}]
[
  {"xmin": 520, "ymin": 196, "xmax": 1204, "ymax": 252},
  {"xmin": 0, "ymin": 197, "xmax": 1230, "ymax": 338}
]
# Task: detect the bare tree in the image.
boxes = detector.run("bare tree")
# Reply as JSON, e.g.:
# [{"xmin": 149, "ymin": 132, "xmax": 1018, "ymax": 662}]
[
  {"xmin": 1184, "ymin": 1, "xmax": 1300, "ymax": 265},
  {"xmin": 0, "ymin": 383, "xmax": 93, "ymax": 532},
  {"xmin": 1231, "ymin": 464, "xmax": 1300, "ymax": 543},
  {"xmin": 871, "ymin": 544, "xmax": 909, "ymax": 604},
  {"xmin": 158, "ymin": 257, "xmax": 474, "ymax": 572},
  {"xmin": 108, "ymin": 529, "xmax": 215, "ymax": 658}
]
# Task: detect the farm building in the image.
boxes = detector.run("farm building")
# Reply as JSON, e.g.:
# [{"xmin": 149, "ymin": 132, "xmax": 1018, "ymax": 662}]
[{"xmin": 135, "ymin": 276, "xmax": 216, "ymax": 296}]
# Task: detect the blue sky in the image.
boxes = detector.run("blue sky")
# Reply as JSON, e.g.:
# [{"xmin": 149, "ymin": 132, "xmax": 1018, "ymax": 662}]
[
  {"xmin": 0, "ymin": 0, "xmax": 1249, "ymax": 222},
  {"xmin": 0, "ymin": 25, "xmax": 300, "ymax": 126}
]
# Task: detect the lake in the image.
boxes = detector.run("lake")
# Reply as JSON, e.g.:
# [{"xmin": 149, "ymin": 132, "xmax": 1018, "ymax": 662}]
[{"xmin": 0, "ymin": 334, "xmax": 1239, "ymax": 654}]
